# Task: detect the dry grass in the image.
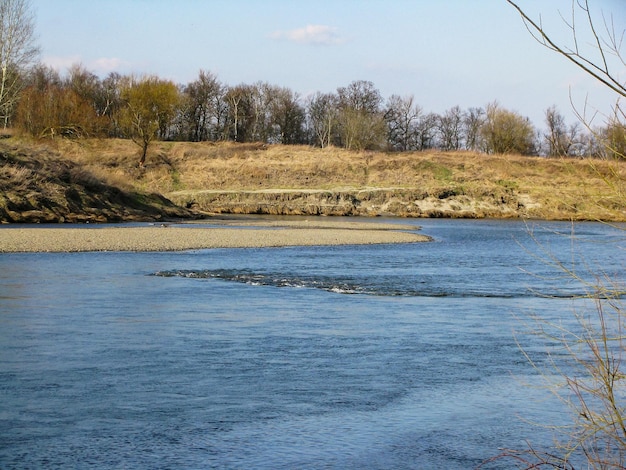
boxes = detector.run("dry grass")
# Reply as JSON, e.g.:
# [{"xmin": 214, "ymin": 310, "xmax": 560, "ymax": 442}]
[{"xmin": 4, "ymin": 136, "xmax": 626, "ymax": 221}]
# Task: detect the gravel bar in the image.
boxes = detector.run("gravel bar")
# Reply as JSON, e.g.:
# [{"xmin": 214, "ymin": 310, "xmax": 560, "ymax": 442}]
[{"xmin": 0, "ymin": 222, "xmax": 430, "ymax": 253}]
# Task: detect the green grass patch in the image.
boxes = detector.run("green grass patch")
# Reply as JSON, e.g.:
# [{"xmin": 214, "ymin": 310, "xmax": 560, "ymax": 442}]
[
  {"xmin": 415, "ymin": 160, "xmax": 453, "ymax": 181},
  {"xmin": 496, "ymin": 179, "xmax": 519, "ymax": 191},
  {"xmin": 171, "ymin": 169, "xmax": 183, "ymax": 191}
]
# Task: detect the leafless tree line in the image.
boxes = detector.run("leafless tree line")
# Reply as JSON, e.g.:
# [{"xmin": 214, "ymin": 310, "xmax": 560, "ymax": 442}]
[{"xmin": 10, "ymin": 64, "xmax": 625, "ymax": 158}]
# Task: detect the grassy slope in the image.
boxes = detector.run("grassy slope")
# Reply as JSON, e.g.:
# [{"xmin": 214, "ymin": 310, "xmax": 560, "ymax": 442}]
[
  {"xmin": 0, "ymin": 137, "xmax": 194, "ymax": 223},
  {"xmin": 1, "ymin": 136, "xmax": 625, "ymax": 222}
]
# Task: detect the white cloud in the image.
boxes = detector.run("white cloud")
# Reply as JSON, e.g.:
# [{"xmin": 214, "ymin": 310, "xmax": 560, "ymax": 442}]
[
  {"xmin": 41, "ymin": 55, "xmax": 129, "ymax": 75},
  {"xmin": 269, "ymin": 25, "xmax": 343, "ymax": 46},
  {"xmin": 41, "ymin": 55, "xmax": 82, "ymax": 71},
  {"xmin": 90, "ymin": 57, "xmax": 128, "ymax": 74}
]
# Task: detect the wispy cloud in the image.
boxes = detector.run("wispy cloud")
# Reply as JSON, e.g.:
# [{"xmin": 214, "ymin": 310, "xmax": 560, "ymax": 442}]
[
  {"xmin": 269, "ymin": 25, "xmax": 344, "ymax": 46},
  {"xmin": 42, "ymin": 55, "xmax": 82, "ymax": 71},
  {"xmin": 90, "ymin": 57, "xmax": 128, "ymax": 74},
  {"xmin": 42, "ymin": 55, "xmax": 130, "ymax": 75}
]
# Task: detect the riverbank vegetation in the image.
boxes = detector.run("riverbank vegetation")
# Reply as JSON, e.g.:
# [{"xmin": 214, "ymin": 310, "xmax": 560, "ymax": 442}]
[{"xmin": 1, "ymin": 136, "xmax": 624, "ymax": 223}]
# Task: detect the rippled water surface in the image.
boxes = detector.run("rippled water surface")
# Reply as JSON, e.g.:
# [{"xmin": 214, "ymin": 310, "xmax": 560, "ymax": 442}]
[{"xmin": 1, "ymin": 218, "xmax": 624, "ymax": 469}]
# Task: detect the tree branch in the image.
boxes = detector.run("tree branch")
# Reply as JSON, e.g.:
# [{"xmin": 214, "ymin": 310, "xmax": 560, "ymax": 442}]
[{"xmin": 505, "ymin": 0, "xmax": 626, "ymax": 100}]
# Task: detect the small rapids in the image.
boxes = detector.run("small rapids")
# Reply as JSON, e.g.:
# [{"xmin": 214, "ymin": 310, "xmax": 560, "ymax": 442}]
[
  {"xmin": 151, "ymin": 268, "xmax": 617, "ymax": 299},
  {"xmin": 153, "ymin": 269, "xmax": 382, "ymax": 295}
]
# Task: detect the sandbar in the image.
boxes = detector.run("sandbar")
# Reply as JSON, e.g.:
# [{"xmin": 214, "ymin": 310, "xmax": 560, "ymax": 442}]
[{"xmin": 0, "ymin": 220, "xmax": 431, "ymax": 253}]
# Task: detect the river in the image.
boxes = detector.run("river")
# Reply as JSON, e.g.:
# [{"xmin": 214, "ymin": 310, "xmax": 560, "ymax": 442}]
[{"xmin": 1, "ymin": 218, "xmax": 624, "ymax": 469}]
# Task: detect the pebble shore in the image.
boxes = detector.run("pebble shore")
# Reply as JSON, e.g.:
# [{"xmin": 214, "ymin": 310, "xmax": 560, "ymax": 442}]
[{"xmin": 0, "ymin": 220, "xmax": 430, "ymax": 253}]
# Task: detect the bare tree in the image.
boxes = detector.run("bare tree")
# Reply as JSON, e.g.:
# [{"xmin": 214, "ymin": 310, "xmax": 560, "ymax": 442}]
[
  {"xmin": 337, "ymin": 80, "xmax": 382, "ymax": 114},
  {"xmin": 463, "ymin": 107, "xmax": 485, "ymax": 151},
  {"xmin": 336, "ymin": 80, "xmax": 386, "ymax": 150},
  {"xmin": 0, "ymin": 0, "xmax": 39, "ymax": 127},
  {"xmin": 544, "ymin": 106, "xmax": 583, "ymax": 157},
  {"xmin": 603, "ymin": 113, "xmax": 626, "ymax": 159},
  {"xmin": 269, "ymin": 86, "xmax": 305, "ymax": 144},
  {"xmin": 180, "ymin": 69, "xmax": 223, "ymax": 142},
  {"xmin": 306, "ymin": 92, "xmax": 338, "ymax": 148},
  {"xmin": 224, "ymin": 84, "xmax": 251, "ymax": 142},
  {"xmin": 247, "ymin": 82, "xmax": 271, "ymax": 142},
  {"xmin": 23, "ymin": 63, "xmax": 60, "ymax": 91},
  {"xmin": 415, "ymin": 112, "xmax": 440, "ymax": 150},
  {"xmin": 384, "ymin": 94, "xmax": 422, "ymax": 151},
  {"xmin": 98, "ymin": 72, "xmax": 124, "ymax": 137},
  {"xmin": 438, "ymin": 105, "xmax": 465, "ymax": 151}
]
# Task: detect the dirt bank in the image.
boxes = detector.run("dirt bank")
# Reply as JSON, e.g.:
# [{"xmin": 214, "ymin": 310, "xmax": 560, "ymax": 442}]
[{"xmin": 168, "ymin": 187, "xmax": 533, "ymax": 219}]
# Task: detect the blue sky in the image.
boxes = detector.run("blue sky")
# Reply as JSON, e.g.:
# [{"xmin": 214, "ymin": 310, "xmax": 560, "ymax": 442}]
[{"xmin": 31, "ymin": 0, "xmax": 625, "ymax": 128}]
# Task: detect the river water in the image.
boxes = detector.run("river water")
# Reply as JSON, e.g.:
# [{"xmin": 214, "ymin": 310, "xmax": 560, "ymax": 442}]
[{"xmin": 0, "ymin": 218, "xmax": 624, "ymax": 469}]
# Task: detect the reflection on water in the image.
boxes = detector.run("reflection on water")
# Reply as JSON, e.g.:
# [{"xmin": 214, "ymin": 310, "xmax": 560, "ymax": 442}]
[{"xmin": 0, "ymin": 219, "xmax": 624, "ymax": 469}]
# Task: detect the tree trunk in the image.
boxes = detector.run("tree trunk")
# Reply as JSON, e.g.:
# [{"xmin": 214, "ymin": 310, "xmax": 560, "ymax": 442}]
[{"xmin": 138, "ymin": 140, "xmax": 148, "ymax": 167}]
